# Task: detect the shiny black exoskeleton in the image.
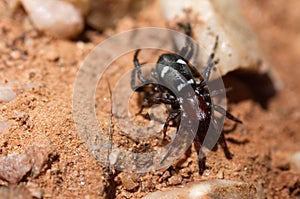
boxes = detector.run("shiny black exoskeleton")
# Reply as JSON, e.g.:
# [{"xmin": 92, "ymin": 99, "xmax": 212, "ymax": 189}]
[{"xmin": 131, "ymin": 23, "xmax": 242, "ymax": 174}]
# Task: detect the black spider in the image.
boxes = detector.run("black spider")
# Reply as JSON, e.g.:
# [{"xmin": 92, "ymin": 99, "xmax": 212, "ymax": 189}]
[{"xmin": 130, "ymin": 23, "xmax": 242, "ymax": 174}]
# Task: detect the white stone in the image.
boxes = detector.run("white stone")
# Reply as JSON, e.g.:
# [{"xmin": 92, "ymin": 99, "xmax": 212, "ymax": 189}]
[
  {"xmin": 290, "ymin": 152, "xmax": 300, "ymax": 171},
  {"xmin": 143, "ymin": 180, "xmax": 263, "ymax": 199},
  {"xmin": 0, "ymin": 85, "xmax": 17, "ymax": 102},
  {"xmin": 159, "ymin": 0, "xmax": 269, "ymax": 76},
  {"xmin": 21, "ymin": 0, "xmax": 84, "ymax": 38}
]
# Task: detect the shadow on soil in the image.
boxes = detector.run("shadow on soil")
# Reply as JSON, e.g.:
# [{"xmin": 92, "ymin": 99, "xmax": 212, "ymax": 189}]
[{"xmin": 223, "ymin": 70, "xmax": 277, "ymax": 109}]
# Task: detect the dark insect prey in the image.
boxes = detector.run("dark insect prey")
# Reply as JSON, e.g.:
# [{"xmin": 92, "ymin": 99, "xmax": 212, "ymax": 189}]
[{"xmin": 130, "ymin": 23, "xmax": 242, "ymax": 174}]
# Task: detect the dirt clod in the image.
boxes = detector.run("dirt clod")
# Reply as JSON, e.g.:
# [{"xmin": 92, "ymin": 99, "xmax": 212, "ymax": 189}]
[
  {"xmin": 0, "ymin": 153, "xmax": 31, "ymax": 184},
  {"xmin": 0, "ymin": 185, "xmax": 32, "ymax": 199},
  {"xmin": 0, "ymin": 145, "xmax": 55, "ymax": 184}
]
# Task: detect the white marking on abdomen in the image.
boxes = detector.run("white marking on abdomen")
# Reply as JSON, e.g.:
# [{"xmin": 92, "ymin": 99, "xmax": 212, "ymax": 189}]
[
  {"xmin": 187, "ymin": 79, "xmax": 195, "ymax": 84},
  {"xmin": 177, "ymin": 83, "xmax": 187, "ymax": 91},
  {"xmin": 160, "ymin": 66, "xmax": 170, "ymax": 77}
]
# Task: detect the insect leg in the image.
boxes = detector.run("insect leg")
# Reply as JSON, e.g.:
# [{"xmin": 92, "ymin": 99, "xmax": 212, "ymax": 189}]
[
  {"xmin": 138, "ymin": 95, "xmax": 180, "ymax": 140},
  {"xmin": 213, "ymin": 104, "xmax": 242, "ymax": 124},
  {"xmin": 198, "ymin": 148, "xmax": 208, "ymax": 174},
  {"xmin": 161, "ymin": 110, "xmax": 181, "ymax": 141},
  {"xmin": 144, "ymin": 96, "xmax": 179, "ymax": 105},
  {"xmin": 211, "ymin": 117, "xmax": 233, "ymax": 160},
  {"xmin": 131, "ymin": 49, "xmax": 152, "ymax": 90},
  {"xmin": 218, "ymin": 131, "xmax": 233, "ymax": 159},
  {"xmin": 203, "ymin": 36, "xmax": 219, "ymax": 81},
  {"xmin": 194, "ymin": 137, "xmax": 208, "ymax": 174},
  {"xmin": 178, "ymin": 23, "xmax": 194, "ymax": 61}
]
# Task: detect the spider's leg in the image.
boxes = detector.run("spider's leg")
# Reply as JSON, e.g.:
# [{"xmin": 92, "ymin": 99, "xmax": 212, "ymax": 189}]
[
  {"xmin": 178, "ymin": 22, "xmax": 192, "ymax": 37},
  {"xmin": 211, "ymin": 117, "xmax": 233, "ymax": 160},
  {"xmin": 135, "ymin": 85, "xmax": 172, "ymax": 117},
  {"xmin": 191, "ymin": 42, "xmax": 200, "ymax": 68},
  {"xmin": 135, "ymin": 98, "xmax": 149, "ymax": 117},
  {"xmin": 198, "ymin": 147, "xmax": 208, "ymax": 174},
  {"xmin": 185, "ymin": 40, "xmax": 194, "ymax": 61},
  {"xmin": 210, "ymin": 88, "xmax": 227, "ymax": 97},
  {"xmin": 131, "ymin": 49, "xmax": 152, "ymax": 90},
  {"xmin": 200, "ymin": 88, "xmax": 228, "ymax": 98},
  {"xmin": 178, "ymin": 23, "xmax": 194, "ymax": 61},
  {"xmin": 161, "ymin": 110, "xmax": 181, "ymax": 141},
  {"xmin": 218, "ymin": 130, "xmax": 233, "ymax": 159},
  {"xmin": 131, "ymin": 50, "xmax": 139, "ymax": 90},
  {"xmin": 140, "ymin": 96, "xmax": 180, "ymax": 141},
  {"xmin": 213, "ymin": 104, "xmax": 242, "ymax": 124},
  {"xmin": 193, "ymin": 136, "xmax": 209, "ymax": 174},
  {"xmin": 147, "ymin": 96, "xmax": 179, "ymax": 105},
  {"xmin": 203, "ymin": 36, "xmax": 219, "ymax": 82}
]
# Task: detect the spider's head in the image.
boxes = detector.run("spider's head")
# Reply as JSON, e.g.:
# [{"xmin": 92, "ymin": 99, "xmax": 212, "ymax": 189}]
[
  {"xmin": 155, "ymin": 53, "xmax": 197, "ymax": 98},
  {"xmin": 156, "ymin": 53, "xmax": 196, "ymax": 84}
]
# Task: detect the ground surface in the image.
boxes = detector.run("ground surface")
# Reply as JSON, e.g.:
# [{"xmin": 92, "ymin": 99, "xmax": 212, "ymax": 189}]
[{"xmin": 0, "ymin": 0, "xmax": 300, "ymax": 198}]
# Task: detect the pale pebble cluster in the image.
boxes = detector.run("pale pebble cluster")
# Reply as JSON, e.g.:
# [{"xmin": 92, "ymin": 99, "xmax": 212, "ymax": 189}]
[{"xmin": 21, "ymin": 0, "xmax": 84, "ymax": 39}]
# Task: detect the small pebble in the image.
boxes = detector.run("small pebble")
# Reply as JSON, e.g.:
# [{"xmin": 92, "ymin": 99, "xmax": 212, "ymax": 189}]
[
  {"xmin": 159, "ymin": 170, "xmax": 171, "ymax": 182},
  {"xmin": 290, "ymin": 152, "xmax": 300, "ymax": 171},
  {"xmin": 0, "ymin": 81, "xmax": 37, "ymax": 103},
  {"xmin": 217, "ymin": 170, "xmax": 224, "ymax": 179},
  {"xmin": 180, "ymin": 167, "xmax": 192, "ymax": 178},
  {"xmin": 0, "ymin": 84, "xmax": 17, "ymax": 103},
  {"xmin": 10, "ymin": 50, "xmax": 22, "ymax": 60},
  {"xmin": 168, "ymin": 174, "xmax": 182, "ymax": 186},
  {"xmin": 119, "ymin": 173, "xmax": 138, "ymax": 191},
  {"xmin": 0, "ymin": 120, "xmax": 13, "ymax": 133},
  {"xmin": 44, "ymin": 49, "xmax": 59, "ymax": 61}
]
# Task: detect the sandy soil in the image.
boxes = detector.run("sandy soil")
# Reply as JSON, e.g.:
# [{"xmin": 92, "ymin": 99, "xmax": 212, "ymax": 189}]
[{"xmin": 0, "ymin": 0, "xmax": 300, "ymax": 198}]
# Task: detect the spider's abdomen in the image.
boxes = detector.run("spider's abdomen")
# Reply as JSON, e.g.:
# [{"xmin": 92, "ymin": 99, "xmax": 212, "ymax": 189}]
[{"xmin": 197, "ymin": 95, "xmax": 212, "ymax": 133}]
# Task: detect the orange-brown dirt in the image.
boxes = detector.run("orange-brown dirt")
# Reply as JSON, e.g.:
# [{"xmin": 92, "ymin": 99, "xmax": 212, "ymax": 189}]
[{"xmin": 0, "ymin": 0, "xmax": 299, "ymax": 198}]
